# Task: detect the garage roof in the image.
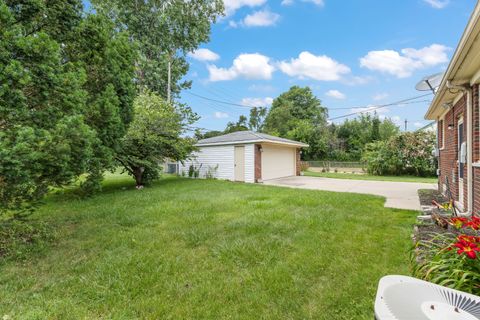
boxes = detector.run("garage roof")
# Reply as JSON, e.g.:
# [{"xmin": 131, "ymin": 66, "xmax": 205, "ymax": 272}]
[{"xmin": 196, "ymin": 131, "xmax": 309, "ymax": 148}]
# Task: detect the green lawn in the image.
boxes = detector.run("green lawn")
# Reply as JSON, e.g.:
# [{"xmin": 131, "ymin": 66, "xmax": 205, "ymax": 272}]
[
  {"xmin": 0, "ymin": 173, "xmax": 416, "ymax": 319},
  {"xmin": 304, "ymin": 170, "xmax": 438, "ymax": 184}
]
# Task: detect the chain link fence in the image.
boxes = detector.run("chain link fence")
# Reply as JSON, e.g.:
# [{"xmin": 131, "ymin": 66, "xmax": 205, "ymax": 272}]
[{"xmin": 305, "ymin": 161, "xmax": 366, "ymax": 173}]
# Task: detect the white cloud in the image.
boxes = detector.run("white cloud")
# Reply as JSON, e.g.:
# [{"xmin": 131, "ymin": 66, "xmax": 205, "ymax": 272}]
[
  {"xmin": 223, "ymin": 0, "xmax": 267, "ymax": 16},
  {"xmin": 373, "ymin": 93, "xmax": 388, "ymax": 101},
  {"xmin": 423, "ymin": 0, "xmax": 449, "ymax": 9},
  {"xmin": 207, "ymin": 53, "xmax": 275, "ymax": 81},
  {"xmin": 243, "ymin": 10, "xmax": 280, "ymax": 27},
  {"xmin": 326, "ymin": 90, "xmax": 346, "ymax": 100},
  {"xmin": 228, "ymin": 20, "xmax": 239, "ymax": 28},
  {"xmin": 214, "ymin": 111, "xmax": 229, "ymax": 119},
  {"xmin": 188, "ymin": 48, "xmax": 220, "ymax": 62},
  {"xmin": 306, "ymin": 0, "xmax": 325, "ymax": 5},
  {"xmin": 389, "ymin": 116, "xmax": 403, "ymax": 126},
  {"xmin": 241, "ymin": 97, "xmax": 274, "ymax": 107},
  {"xmin": 360, "ymin": 44, "xmax": 449, "ymax": 78},
  {"xmin": 282, "ymin": 0, "xmax": 324, "ymax": 6},
  {"xmin": 279, "ymin": 51, "xmax": 350, "ymax": 81}
]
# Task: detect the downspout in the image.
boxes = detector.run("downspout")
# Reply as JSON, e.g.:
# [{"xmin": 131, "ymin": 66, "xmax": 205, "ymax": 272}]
[
  {"xmin": 446, "ymin": 81, "xmax": 473, "ymax": 214},
  {"xmin": 467, "ymin": 88, "xmax": 473, "ymax": 215}
]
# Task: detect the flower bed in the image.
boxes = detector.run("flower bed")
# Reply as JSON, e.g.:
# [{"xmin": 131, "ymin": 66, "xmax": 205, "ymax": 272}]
[{"xmin": 412, "ymin": 215, "xmax": 480, "ymax": 294}]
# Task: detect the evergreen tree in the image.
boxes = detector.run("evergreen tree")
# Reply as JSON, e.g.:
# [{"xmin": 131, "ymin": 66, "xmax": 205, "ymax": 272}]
[{"xmin": 0, "ymin": 1, "xmax": 136, "ymax": 215}]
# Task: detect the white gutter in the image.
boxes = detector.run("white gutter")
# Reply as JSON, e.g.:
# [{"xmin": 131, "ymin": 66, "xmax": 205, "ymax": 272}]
[{"xmin": 467, "ymin": 88, "xmax": 473, "ymax": 214}]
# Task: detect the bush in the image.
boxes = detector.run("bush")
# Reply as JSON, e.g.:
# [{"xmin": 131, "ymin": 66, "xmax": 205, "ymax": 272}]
[
  {"xmin": 205, "ymin": 165, "xmax": 219, "ymax": 179},
  {"xmin": 300, "ymin": 161, "xmax": 310, "ymax": 172},
  {"xmin": 362, "ymin": 131, "xmax": 436, "ymax": 176}
]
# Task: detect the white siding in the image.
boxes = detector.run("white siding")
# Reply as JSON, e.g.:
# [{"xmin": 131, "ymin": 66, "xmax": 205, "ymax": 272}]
[
  {"xmin": 244, "ymin": 144, "xmax": 255, "ymax": 183},
  {"xmin": 179, "ymin": 143, "xmax": 256, "ymax": 183}
]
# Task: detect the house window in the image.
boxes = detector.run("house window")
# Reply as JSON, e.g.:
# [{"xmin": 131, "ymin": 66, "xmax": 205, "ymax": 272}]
[{"xmin": 438, "ymin": 119, "xmax": 444, "ymax": 149}]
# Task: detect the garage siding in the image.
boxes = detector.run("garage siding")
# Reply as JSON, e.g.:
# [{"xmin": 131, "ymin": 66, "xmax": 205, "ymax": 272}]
[
  {"xmin": 180, "ymin": 145, "xmax": 235, "ymax": 181},
  {"xmin": 179, "ymin": 144, "xmax": 256, "ymax": 183}
]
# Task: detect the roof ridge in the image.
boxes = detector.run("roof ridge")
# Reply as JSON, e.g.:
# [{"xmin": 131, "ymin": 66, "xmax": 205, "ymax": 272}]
[{"xmin": 249, "ymin": 131, "xmax": 265, "ymax": 140}]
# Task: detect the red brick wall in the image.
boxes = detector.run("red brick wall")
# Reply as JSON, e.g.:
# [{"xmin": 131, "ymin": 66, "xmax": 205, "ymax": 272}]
[
  {"xmin": 296, "ymin": 148, "xmax": 301, "ymax": 176},
  {"xmin": 254, "ymin": 144, "xmax": 262, "ymax": 182},
  {"xmin": 438, "ymin": 84, "xmax": 480, "ymax": 214},
  {"xmin": 438, "ymin": 94, "xmax": 466, "ymax": 206}
]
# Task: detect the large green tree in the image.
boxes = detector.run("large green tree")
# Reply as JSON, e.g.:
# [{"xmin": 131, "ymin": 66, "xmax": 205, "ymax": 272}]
[
  {"xmin": 91, "ymin": 0, "xmax": 224, "ymax": 98},
  {"xmin": 263, "ymin": 86, "xmax": 329, "ymax": 160},
  {"xmin": 0, "ymin": 0, "xmax": 136, "ymax": 215},
  {"xmin": 117, "ymin": 91, "xmax": 198, "ymax": 188},
  {"xmin": 333, "ymin": 114, "xmax": 400, "ymax": 160}
]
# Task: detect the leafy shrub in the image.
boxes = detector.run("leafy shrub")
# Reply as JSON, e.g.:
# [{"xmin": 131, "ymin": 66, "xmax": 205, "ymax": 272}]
[
  {"xmin": 362, "ymin": 131, "xmax": 436, "ymax": 176},
  {"xmin": 300, "ymin": 161, "xmax": 310, "ymax": 172},
  {"xmin": 0, "ymin": 220, "xmax": 55, "ymax": 262},
  {"xmin": 188, "ymin": 164, "xmax": 202, "ymax": 178},
  {"xmin": 205, "ymin": 165, "xmax": 219, "ymax": 179}
]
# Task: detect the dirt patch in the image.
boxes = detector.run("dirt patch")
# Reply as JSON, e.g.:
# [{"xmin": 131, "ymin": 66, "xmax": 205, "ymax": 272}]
[{"xmin": 418, "ymin": 189, "xmax": 446, "ymax": 206}]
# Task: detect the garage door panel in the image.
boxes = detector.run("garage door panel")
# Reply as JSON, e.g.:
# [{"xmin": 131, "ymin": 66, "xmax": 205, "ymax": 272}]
[{"xmin": 261, "ymin": 145, "xmax": 296, "ymax": 180}]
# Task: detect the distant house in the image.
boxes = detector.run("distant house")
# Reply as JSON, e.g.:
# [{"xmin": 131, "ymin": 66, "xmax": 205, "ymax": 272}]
[
  {"xmin": 179, "ymin": 131, "xmax": 308, "ymax": 183},
  {"xmin": 417, "ymin": 121, "xmax": 437, "ymax": 133},
  {"xmin": 424, "ymin": 3, "xmax": 480, "ymax": 213}
]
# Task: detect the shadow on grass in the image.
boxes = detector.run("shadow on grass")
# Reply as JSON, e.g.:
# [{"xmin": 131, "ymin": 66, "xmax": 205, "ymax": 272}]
[{"xmin": 46, "ymin": 173, "xmax": 189, "ymax": 204}]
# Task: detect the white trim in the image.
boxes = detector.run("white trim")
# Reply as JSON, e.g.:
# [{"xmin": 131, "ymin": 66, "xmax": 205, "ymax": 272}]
[
  {"xmin": 196, "ymin": 139, "xmax": 309, "ymax": 148},
  {"xmin": 473, "ymin": 162, "xmax": 480, "ymax": 167},
  {"xmin": 470, "ymin": 68, "xmax": 480, "ymax": 85},
  {"xmin": 438, "ymin": 116, "xmax": 445, "ymax": 150}
]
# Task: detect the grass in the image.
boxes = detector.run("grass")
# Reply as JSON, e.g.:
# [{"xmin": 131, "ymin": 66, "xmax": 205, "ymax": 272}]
[
  {"xmin": 0, "ymin": 173, "xmax": 417, "ymax": 319},
  {"xmin": 304, "ymin": 170, "xmax": 438, "ymax": 184}
]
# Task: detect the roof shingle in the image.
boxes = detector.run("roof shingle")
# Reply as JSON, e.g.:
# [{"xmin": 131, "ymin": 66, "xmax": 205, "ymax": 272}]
[{"xmin": 196, "ymin": 131, "xmax": 308, "ymax": 147}]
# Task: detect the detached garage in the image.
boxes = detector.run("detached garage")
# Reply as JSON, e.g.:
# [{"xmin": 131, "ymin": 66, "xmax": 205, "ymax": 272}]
[{"xmin": 179, "ymin": 131, "xmax": 308, "ymax": 183}]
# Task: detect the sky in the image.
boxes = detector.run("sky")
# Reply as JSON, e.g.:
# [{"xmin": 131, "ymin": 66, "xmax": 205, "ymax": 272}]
[
  {"xmin": 181, "ymin": 0, "xmax": 475, "ymax": 132},
  {"xmin": 83, "ymin": 0, "xmax": 476, "ymax": 132}
]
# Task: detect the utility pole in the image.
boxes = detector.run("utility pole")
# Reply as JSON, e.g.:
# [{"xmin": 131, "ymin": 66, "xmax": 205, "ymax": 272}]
[{"xmin": 404, "ymin": 119, "xmax": 408, "ymax": 132}]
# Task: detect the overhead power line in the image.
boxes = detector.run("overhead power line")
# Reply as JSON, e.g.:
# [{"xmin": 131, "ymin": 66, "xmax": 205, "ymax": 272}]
[
  {"xmin": 186, "ymin": 91, "xmax": 259, "ymax": 108},
  {"xmin": 327, "ymin": 93, "xmax": 433, "ymax": 121},
  {"xmin": 185, "ymin": 90, "xmax": 433, "ymax": 122}
]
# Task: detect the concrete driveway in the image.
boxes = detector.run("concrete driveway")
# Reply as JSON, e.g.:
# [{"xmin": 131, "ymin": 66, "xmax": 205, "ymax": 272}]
[{"xmin": 263, "ymin": 176, "xmax": 436, "ymax": 211}]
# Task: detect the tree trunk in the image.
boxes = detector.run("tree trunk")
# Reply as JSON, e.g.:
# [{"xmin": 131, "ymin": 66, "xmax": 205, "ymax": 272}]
[{"xmin": 133, "ymin": 166, "xmax": 145, "ymax": 189}]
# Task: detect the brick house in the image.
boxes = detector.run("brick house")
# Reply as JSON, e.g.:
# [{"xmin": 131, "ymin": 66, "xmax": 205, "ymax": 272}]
[{"xmin": 424, "ymin": 3, "xmax": 480, "ymax": 214}]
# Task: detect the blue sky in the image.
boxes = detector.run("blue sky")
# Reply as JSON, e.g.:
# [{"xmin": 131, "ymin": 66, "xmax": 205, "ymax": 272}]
[
  {"xmin": 84, "ymin": 0, "xmax": 475, "ymax": 132},
  {"xmin": 181, "ymin": 0, "xmax": 475, "ymax": 132}
]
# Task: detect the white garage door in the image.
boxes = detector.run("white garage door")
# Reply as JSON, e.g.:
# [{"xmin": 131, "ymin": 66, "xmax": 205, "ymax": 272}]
[{"xmin": 261, "ymin": 145, "xmax": 296, "ymax": 181}]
